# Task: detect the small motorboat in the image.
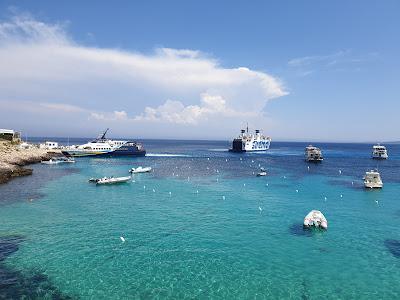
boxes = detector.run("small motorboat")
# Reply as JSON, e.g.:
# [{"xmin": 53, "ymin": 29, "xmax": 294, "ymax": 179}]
[
  {"xmin": 129, "ymin": 166, "xmax": 152, "ymax": 174},
  {"xmin": 96, "ymin": 176, "xmax": 131, "ymax": 185},
  {"xmin": 88, "ymin": 178, "xmax": 100, "ymax": 183},
  {"xmin": 41, "ymin": 157, "xmax": 75, "ymax": 165},
  {"xmin": 256, "ymin": 168, "xmax": 267, "ymax": 176},
  {"xmin": 303, "ymin": 210, "xmax": 328, "ymax": 230},
  {"xmin": 364, "ymin": 170, "xmax": 383, "ymax": 188}
]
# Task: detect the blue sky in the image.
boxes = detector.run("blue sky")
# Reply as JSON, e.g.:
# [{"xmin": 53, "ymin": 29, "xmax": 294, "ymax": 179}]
[{"xmin": 0, "ymin": 1, "xmax": 399, "ymax": 141}]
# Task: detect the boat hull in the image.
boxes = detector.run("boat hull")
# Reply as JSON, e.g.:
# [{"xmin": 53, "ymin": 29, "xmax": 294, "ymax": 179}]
[{"xmin": 62, "ymin": 149, "xmax": 146, "ymax": 157}]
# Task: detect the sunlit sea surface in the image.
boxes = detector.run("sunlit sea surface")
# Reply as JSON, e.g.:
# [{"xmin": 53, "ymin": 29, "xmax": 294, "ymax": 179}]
[{"xmin": 1, "ymin": 139, "xmax": 400, "ymax": 299}]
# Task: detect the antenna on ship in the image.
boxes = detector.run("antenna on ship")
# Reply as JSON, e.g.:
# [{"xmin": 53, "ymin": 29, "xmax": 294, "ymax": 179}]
[
  {"xmin": 246, "ymin": 122, "xmax": 249, "ymax": 134},
  {"xmin": 98, "ymin": 128, "xmax": 109, "ymax": 140}
]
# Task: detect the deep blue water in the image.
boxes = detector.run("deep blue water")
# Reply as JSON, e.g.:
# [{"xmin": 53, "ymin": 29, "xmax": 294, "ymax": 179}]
[{"xmin": 1, "ymin": 140, "xmax": 400, "ymax": 299}]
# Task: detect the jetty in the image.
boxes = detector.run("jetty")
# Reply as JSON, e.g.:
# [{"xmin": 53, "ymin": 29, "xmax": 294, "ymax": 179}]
[{"xmin": 0, "ymin": 141, "xmax": 61, "ymax": 184}]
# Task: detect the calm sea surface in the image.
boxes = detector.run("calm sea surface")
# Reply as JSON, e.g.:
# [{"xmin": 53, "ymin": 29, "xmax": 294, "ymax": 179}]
[{"xmin": 1, "ymin": 139, "xmax": 400, "ymax": 299}]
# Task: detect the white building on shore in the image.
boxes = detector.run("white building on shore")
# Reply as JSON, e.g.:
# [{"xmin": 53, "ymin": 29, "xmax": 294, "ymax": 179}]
[{"xmin": 39, "ymin": 141, "xmax": 59, "ymax": 150}]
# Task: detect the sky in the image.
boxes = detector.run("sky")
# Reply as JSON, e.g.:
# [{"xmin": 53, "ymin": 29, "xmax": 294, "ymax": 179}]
[{"xmin": 0, "ymin": 1, "xmax": 399, "ymax": 142}]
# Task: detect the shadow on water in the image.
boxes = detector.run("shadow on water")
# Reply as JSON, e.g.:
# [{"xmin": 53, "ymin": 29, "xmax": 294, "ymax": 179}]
[
  {"xmin": 289, "ymin": 223, "xmax": 313, "ymax": 237},
  {"xmin": 384, "ymin": 239, "xmax": 400, "ymax": 258},
  {"xmin": 0, "ymin": 235, "xmax": 75, "ymax": 299}
]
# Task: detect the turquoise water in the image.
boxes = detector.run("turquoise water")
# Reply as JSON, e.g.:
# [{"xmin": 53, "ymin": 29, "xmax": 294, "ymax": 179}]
[{"xmin": 1, "ymin": 141, "xmax": 400, "ymax": 299}]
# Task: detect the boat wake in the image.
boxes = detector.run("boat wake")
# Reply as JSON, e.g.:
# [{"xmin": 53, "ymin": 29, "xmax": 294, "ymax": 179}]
[
  {"xmin": 145, "ymin": 153, "xmax": 190, "ymax": 157},
  {"xmin": 208, "ymin": 148, "xmax": 229, "ymax": 152}
]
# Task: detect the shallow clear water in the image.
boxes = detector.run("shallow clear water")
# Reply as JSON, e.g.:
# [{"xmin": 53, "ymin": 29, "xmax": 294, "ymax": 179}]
[{"xmin": 1, "ymin": 141, "xmax": 400, "ymax": 299}]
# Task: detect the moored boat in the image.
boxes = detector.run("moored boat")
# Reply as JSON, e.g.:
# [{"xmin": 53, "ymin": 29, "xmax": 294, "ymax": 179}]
[
  {"xmin": 129, "ymin": 166, "xmax": 152, "ymax": 174},
  {"xmin": 372, "ymin": 144, "xmax": 388, "ymax": 159},
  {"xmin": 305, "ymin": 145, "xmax": 323, "ymax": 162},
  {"xmin": 256, "ymin": 168, "xmax": 267, "ymax": 176},
  {"xmin": 41, "ymin": 157, "xmax": 75, "ymax": 164},
  {"xmin": 96, "ymin": 176, "xmax": 131, "ymax": 185},
  {"xmin": 364, "ymin": 170, "xmax": 383, "ymax": 188}
]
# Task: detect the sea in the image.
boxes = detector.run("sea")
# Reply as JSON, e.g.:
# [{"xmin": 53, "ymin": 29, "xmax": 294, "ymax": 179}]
[{"xmin": 1, "ymin": 139, "xmax": 400, "ymax": 299}]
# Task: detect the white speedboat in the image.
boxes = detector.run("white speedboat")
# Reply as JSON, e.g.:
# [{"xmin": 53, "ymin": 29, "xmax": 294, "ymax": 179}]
[
  {"xmin": 256, "ymin": 168, "xmax": 267, "ymax": 176},
  {"xmin": 96, "ymin": 176, "xmax": 131, "ymax": 185},
  {"xmin": 305, "ymin": 145, "xmax": 323, "ymax": 162},
  {"xmin": 372, "ymin": 144, "xmax": 388, "ymax": 159},
  {"xmin": 41, "ymin": 157, "xmax": 75, "ymax": 164},
  {"xmin": 129, "ymin": 166, "xmax": 152, "ymax": 174},
  {"xmin": 364, "ymin": 170, "xmax": 383, "ymax": 188},
  {"xmin": 303, "ymin": 210, "xmax": 328, "ymax": 229}
]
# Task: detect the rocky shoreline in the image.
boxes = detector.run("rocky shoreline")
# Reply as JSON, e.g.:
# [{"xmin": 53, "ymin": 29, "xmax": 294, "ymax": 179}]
[{"xmin": 0, "ymin": 142, "xmax": 61, "ymax": 184}]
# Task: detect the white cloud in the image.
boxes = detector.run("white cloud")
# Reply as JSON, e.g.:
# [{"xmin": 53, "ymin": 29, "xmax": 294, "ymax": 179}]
[
  {"xmin": 39, "ymin": 102, "xmax": 86, "ymax": 112},
  {"xmin": 0, "ymin": 14, "xmax": 288, "ymax": 138},
  {"xmin": 288, "ymin": 50, "xmax": 378, "ymax": 76},
  {"xmin": 135, "ymin": 93, "xmax": 255, "ymax": 124}
]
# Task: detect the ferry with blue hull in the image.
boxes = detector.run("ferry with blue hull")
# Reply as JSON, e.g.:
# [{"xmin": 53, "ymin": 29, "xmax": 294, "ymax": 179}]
[{"xmin": 61, "ymin": 129, "xmax": 146, "ymax": 157}]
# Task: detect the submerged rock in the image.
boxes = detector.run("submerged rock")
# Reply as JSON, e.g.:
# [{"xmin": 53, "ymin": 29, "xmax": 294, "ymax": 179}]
[{"xmin": 384, "ymin": 239, "xmax": 400, "ymax": 258}]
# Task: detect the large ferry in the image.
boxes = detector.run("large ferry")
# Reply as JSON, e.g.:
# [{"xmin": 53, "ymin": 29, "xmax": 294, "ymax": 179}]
[
  {"xmin": 229, "ymin": 126, "xmax": 271, "ymax": 152},
  {"xmin": 61, "ymin": 129, "xmax": 146, "ymax": 157}
]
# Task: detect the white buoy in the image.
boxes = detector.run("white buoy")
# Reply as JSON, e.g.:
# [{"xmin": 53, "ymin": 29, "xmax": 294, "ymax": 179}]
[
  {"xmin": 222, "ymin": 196, "xmax": 225, "ymax": 200},
  {"xmin": 351, "ymin": 181, "xmax": 354, "ymax": 185},
  {"xmin": 153, "ymin": 189, "xmax": 156, "ymax": 193},
  {"xmin": 143, "ymin": 185, "xmax": 146, "ymax": 190},
  {"xmin": 375, "ymin": 200, "xmax": 379, "ymax": 204},
  {"xmin": 252, "ymin": 160, "xmax": 254, "ymax": 163},
  {"xmin": 240, "ymin": 158, "xmax": 242, "ymax": 161},
  {"xmin": 226, "ymin": 159, "xmax": 228, "ymax": 162},
  {"xmin": 206, "ymin": 167, "xmax": 209, "ymax": 170},
  {"xmin": 266, "ymin": 183, "xmax": 269, "ymax": 187},
  {"xmin": 216, "ymin": 178, "xmax": 219, "ymax": 182},
  {"xmin": 340, "ymin": 194, "xmax": 343, "ymax": 198},
  {"xmin": 324, "ymin": 196, "xmax": 327, "ymax": 201},
  {"xmin": 339, "ymin": 170, "xmax": 342, "ymax": 175},
  {"xmin": 172, "ymin": 172, "xmax": 175, "ymax": 176},
  {"xmin": 283, "ymin": 176, "xmax": 286, "ymax": 179},
  {"xmin": 196, "ymin": 190, "xmax": 199, "ymax": 194},
  {"xmin": 243, "ymin": 183, "xmax": 246, "ymax": 187},
  {"xmin": 296, "ymin": 189, "xmax": 299, "ymax": 193},
  {"xmin": 120, "ymin": 236, "xmax": 125, "ymax": 242},
  {"xmin": 258, "ymin": 164, "xmax": 261, "ymax": 167},
  {"xmin": 187, "ymin": 177, "xmax": 190, "ymax": 181},
  {"xmin": 307, "ymin": 166, "xmax": 310, "ymax": 171},
  {"xmin": 207, "ymin": 157, "xmax": 210, "ymax": 161},
  {"xmin": 169, "ymin": 191, "xmax": 172, "ymax": 196},
  {"xmin": 259, "ymin": 206, "xmax": 262, "ymax": 212}
]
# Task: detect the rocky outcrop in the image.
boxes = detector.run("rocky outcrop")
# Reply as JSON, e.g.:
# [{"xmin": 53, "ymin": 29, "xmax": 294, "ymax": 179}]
[{"xmin": 0, "ymin": 142, "xmax": 61, "ymax": 184}]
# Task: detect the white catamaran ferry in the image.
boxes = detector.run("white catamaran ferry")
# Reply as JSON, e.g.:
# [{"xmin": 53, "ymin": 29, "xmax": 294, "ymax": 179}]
[
  {"xmin": 229, "ymin": 126, "xmax": 271, "ymax": 152},
  {"xmin": 62, "ymin": 129, "xmax": 146, "ymax": 157}
]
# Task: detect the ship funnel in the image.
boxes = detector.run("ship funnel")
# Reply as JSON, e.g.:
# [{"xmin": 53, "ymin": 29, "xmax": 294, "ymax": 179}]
[
  {"xmin": 241, "ymin": 129, "xmax": 246, "ymax": 134},
  {"xmin": 255, "ymin": 129, "xmax": 260, "ymax": 134}
]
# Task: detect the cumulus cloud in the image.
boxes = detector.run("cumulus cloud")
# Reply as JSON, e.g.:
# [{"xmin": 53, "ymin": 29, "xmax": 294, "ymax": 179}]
[{"xmin": 0, "ymin": 13, "xmax": 288, "ymax": 138}]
